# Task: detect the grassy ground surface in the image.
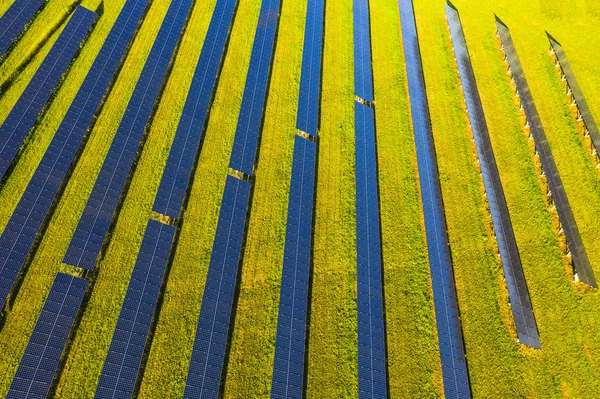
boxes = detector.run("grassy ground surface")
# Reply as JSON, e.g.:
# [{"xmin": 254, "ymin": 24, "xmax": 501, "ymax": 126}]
[{"xmin": 1, "ymin": 0, "xmax": 600, "ymax": 397}]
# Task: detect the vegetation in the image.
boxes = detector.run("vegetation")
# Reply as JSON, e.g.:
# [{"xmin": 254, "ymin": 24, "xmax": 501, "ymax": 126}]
[{"xmin": 0, "ymin": 0, "xmax": 600, "ymax": 397}]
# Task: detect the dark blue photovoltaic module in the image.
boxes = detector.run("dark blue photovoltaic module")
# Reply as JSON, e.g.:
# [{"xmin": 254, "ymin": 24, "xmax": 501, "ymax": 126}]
[{"xmin": 0, "ymin": 0, "xmax": 46, "ymax": 58}]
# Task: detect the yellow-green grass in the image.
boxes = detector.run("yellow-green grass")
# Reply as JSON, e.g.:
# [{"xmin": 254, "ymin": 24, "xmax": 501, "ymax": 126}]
[
  {"xmin": 415, "ymin": 0, "xmax": 600, "ymax": 396},
  {"xmin": 137, "ymin": 0, "xmax": 262, "ymax": 396},
  {"xmin": 221, "ymin": 0, "xmax": 304, "ymax": 396}
]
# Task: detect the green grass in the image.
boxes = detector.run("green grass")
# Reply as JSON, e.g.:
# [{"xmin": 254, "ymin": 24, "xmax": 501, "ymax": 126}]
[{"xmin": 1, "ymin": 0, "xmax": 600, "ymax": 397}]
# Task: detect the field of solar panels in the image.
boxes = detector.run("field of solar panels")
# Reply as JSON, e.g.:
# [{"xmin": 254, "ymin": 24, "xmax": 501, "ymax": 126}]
[{"xmin": 1, "ymin": 0, "xmax": 600, "ymax": 397}]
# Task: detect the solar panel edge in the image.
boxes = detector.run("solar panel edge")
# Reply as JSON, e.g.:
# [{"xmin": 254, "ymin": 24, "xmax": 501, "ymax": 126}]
[
  {"xmin": 0, "ymin": 0, "xmax": 47, "ymax": 60},
  {"xmin": 496, "ymin": 19, "xmax": 598, "ymax": 289},
  {"xmin": 445, "ymin": 4, "xmax": 540, "ymax": 349},
  {"xmin": 398, "ymin": 0, "xmax": 472, "ymax": 397}
]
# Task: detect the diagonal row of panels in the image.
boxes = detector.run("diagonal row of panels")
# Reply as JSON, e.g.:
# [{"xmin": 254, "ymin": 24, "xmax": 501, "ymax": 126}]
[
  {"xmin": 0, "ymin": 0, "xmax": 46, "ymax": 58},
  {"xmin": 445, "ymin": 4, "xmax": 540, "ymax": 349},
  {"xmin": 496, "ymin": 19, "xmax": 597, "ymax": 288},
  {"xmin": 398, "ymin": 0, "xmax": 471, "ymax": 397},
  {"xmin": 62, "ymin": 0, "xmax": 195, "ymax": 271}
]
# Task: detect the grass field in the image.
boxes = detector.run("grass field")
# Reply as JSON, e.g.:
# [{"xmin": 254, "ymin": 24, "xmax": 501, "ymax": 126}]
[{"xmin": 0, "ymin": 0, "xmax": 600, "ymax": 397}]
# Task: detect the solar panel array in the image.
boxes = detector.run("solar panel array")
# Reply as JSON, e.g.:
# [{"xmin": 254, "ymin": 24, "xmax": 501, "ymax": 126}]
[
  {"xmin": 0, "ymin": 0, "xmax": 45, "ymax": 59},
  {"xmin": 295, "ymin": 0, "xmax": 324, "ymax": 136},
  {"xmin": 0, "ymin": 0, "xmax": 149, "ymax": 313},
  {"xmin": 271, "ymin": 137, "xmax": 316, "ymax": 399},
  {"xmin": 62, "ymin": 0, "xmax": 194, "ymax": 271},
  {"xmin": 95, "ymin": 220, "xmax": 174, "ymax": 399},
  {"xmin": 496, "ymin": 18, "xmax": 597, "ymax": 289},
  {"xmin": 0, "ymin": 6, "xmax": 96, "ymax": 182},
  {"xmin": 271, "ymin": 0, "xmax": 323, "ymax": 394},
  {"xmin": 227, "ymin": 0, "xmax": 280, "ymax": 176},
  {"xmin": 185, "ymin": 0, "xmax": 282, "ymax": 394},
  {"xmin": 398, "ymin": 1, "xmax": 471, "ymax": 397},
  {"xmin": 152, "ymin": 0, "xmax": 238, "ymax": 220},
  {"xmin": 184, "ymin": 176, "xmax": 251, "ymax": 399},
  {"xmin": 7, "ymin": 273, "xmax": 87, "ymax": 399},
  {"xmin": 548, "ymin": 35, "xmax": 600, "ymax": 159},
  {"xmin": 353, "ymin": 0, "xmax": 388, "ymax": 397},
  {"xmin": 445, "ymin": 4, "xmax": 540, "ymax": 349}
]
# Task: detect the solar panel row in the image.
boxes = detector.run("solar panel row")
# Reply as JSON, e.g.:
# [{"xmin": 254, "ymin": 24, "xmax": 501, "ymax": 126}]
[
  {"xmin": 228, "ymin": 0, "xmax": 280, "ymax": 177},
  {"xmin": 271, "ymin": 0, "xmax": 323, "ymax": 394},
  {"xmin": 353, "ymin": 0, "xmax": 388, "ymax": 397},
  {"xmin": 95, "ymin": 220, "xmax": 175, "ymax": 399},
  {"xmin": 62, "ymin": 0, "xmax": 195, "ymax": 271},
  {"xmin": 295, "ymin": 0, "xmax": 324, "ymax": 137},
  {"xmin": 548, "ymin": 35, "xmax": 600, "ymax": 160},
  {"xmin": 152, "ymin": 0, "xmax": 238, "ymax": 220},
  {"xmin": 445, "ymin": 4, "xmax": 540, "ymax": 349},
  {"xmin": 0, "ymin": 0, "xmax": 45, "ymax": 59},
  {"xmin": 496, "ymin": 18, "xmax": 597, "ymax": 289},
  {"xmin": 185, "ymin": 0, "xmax": 282, "ymax": 394},
  {"xmin": 0, "ymin": 6, "xmax": 97, "ymax": 182},
  {"xmin": 184, "ymin": 176, "xmax": 251, "ymax": 399},
  {"xmin": 271, "ymin": 136, "xmax": 316, "ymax": 399},
  {"xmin": 0, "ymin": 0, "xmax": 149, "ymax": 313},
  {"xmin": 398, "ymin": 1, "xmax": 471, "ymax": 397},
  {"xmin": 7, "ymin": 273, "xmax": 87, "ymax": 399}
]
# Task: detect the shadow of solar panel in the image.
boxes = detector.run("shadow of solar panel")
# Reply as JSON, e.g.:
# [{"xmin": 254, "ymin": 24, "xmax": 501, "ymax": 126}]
[
  {"xmin": 228, "ymin": 0, "xmax": 281, "ymax": 176},
  {"xmin": 95, "ymin": 220, "xmax": 174, "ymax": 399},
  {"xmin": 184, "ymin": 176, "xmax": 250, "ymax": 399},
  {"xmin": 0, "ymin": 0, "xmax": 46, "ymax": 58},
  {"xmin": 152, "ymin": 0, "xmax": 238, "ymax": 220},
  {"xmin": 548, "ymin": 35, "xmax": 600, "ymax": 157},
  {"xmin": 271, "ymin": 136, "xmax": 316, "ymax": 399},
  {"xmin": 295, "ymin": 0, "xmax": 324, "ymax": 137},
  {"xmin": 353, "ymin": 0, "xmax": 373, "ymax": 104},
  {"xmin": 445, "ymin": 4, "xmax": 540, "ymax": 349},
  {"xmin": 63, "ymin": 0, "xmax": 195, "ymax": 271},
  {"xmin": 0, "ymin": 6, "xmax": 96, "ymax": 182},
  {"xmin": 398, "ymin": 1, "xmax": 471, "ymax": 397},
  {"xmin": 354, "ymin": 102, "xmax": 387, "ymax": 399},
  {"xmin": 7, "ymin": 273, "xmax": 87, "ymax": 399},
  {"xmin": 496, "ymin": 18, "xmax": 597, "ymax": 289}
]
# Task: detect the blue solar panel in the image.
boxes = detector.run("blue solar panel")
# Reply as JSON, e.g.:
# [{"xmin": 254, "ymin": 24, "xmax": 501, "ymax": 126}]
[
  {"xmin": 496, "ymin": 18, "xmax": 597, "ymax": 289},
  {"xmin": 354, "ymin": 102, "xmax": 387, "ymax": 399},
  {"xmin": 295, "ymin": 0, "xmax": 324, "ymax": 137},
  {"xmin": 353, "ymin": 0, "xmax": 374, "ymax": 104},
  {"xmin": 184, "ymin": 176, "xmax": 250, "ymax": 399},
  {"xmin": 271, "ymin": 136, "xmax": 316, "ymax": 399},
  {"xmin": 398, "ymin": 1, "xmax": 471, "ymax": 397},
  {"xmin": 152, "ymin": 0, "xmax": 238, "ymax": 220},
  {"xmin": 95, "ymin": 220, "xmax": 174, "ymax": 399},
  {"xmin": 63, "ymin": 0, "xmax": 194, "ymax": 271},
  {"xmin": 446, "ymin": 4, "xmax": 539, "ymax": 349},
  {"xmin": 228, "ymin": 0, "xmax": 281, "ymax": 176},
  {"xmin": 0, "ymin": 6, "xmax": 96, "ymax": 182},
  {"xmin": 0, "ymin": 0, "xmax": 150, "ymax": 312},
  {"xmin": 6, "ymin": 273, "xmax": 87, "ymax": 399},
  {"xmin": 0, "ymin": 0, "xmax": 46, "ymax": 59}
]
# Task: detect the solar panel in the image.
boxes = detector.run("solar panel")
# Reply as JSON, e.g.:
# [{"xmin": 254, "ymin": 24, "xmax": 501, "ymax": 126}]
[
  {"xmin": 353, "ymin": 0, "xmax": 374, "ymax": 104},
  {"xmin": 95, "ymin": 220, "xmax": 174, "ymax": 399},
  {"xmin": 63, "ymin": 0, "xmax": 195, "ymax": 271},
  {"xmin": 0, "ymin": 0, "xmax": 150, "ymax": 312},
  {"xmin": 548, "ymin": 35, "xmax": 600, "ymax": 159},
  {"xmin": 271, "ymin": 136, "xmax": 316, "ymax": 399},
  {"xmin": 496, "ymin": 18, "xmax": 597, "ymax": 289},
  {"xmin": 295, "ymin": 0, "xmax": 325, "ymax": 137},
  {"xmin": 398, "ymin": 1, "xmax": 471, "ymax": 397},
  {"xmin": 0, "ymin": 0, "xmax": 46, "ymax": 59},
  {"xmin": 152, "ymin": 0, "xmax": 238, "ymax": 220},
  {"xmin": 6, "ymin": 273, "xmax": 87, "ymax": 399},
  {"xmin": 227, "ymin": 0, "xmax": 281, "ymax": 176},
  {"xmin": 0, "ymin": 6, "xmax": 97, "ymax": 181},
  {"xmin": 445, "ymin": 4, "xmax": 540, "ymax": 349},
  {"xmin": 184, "ymin": 176, "xmax": 251, "ymax": 399}
]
